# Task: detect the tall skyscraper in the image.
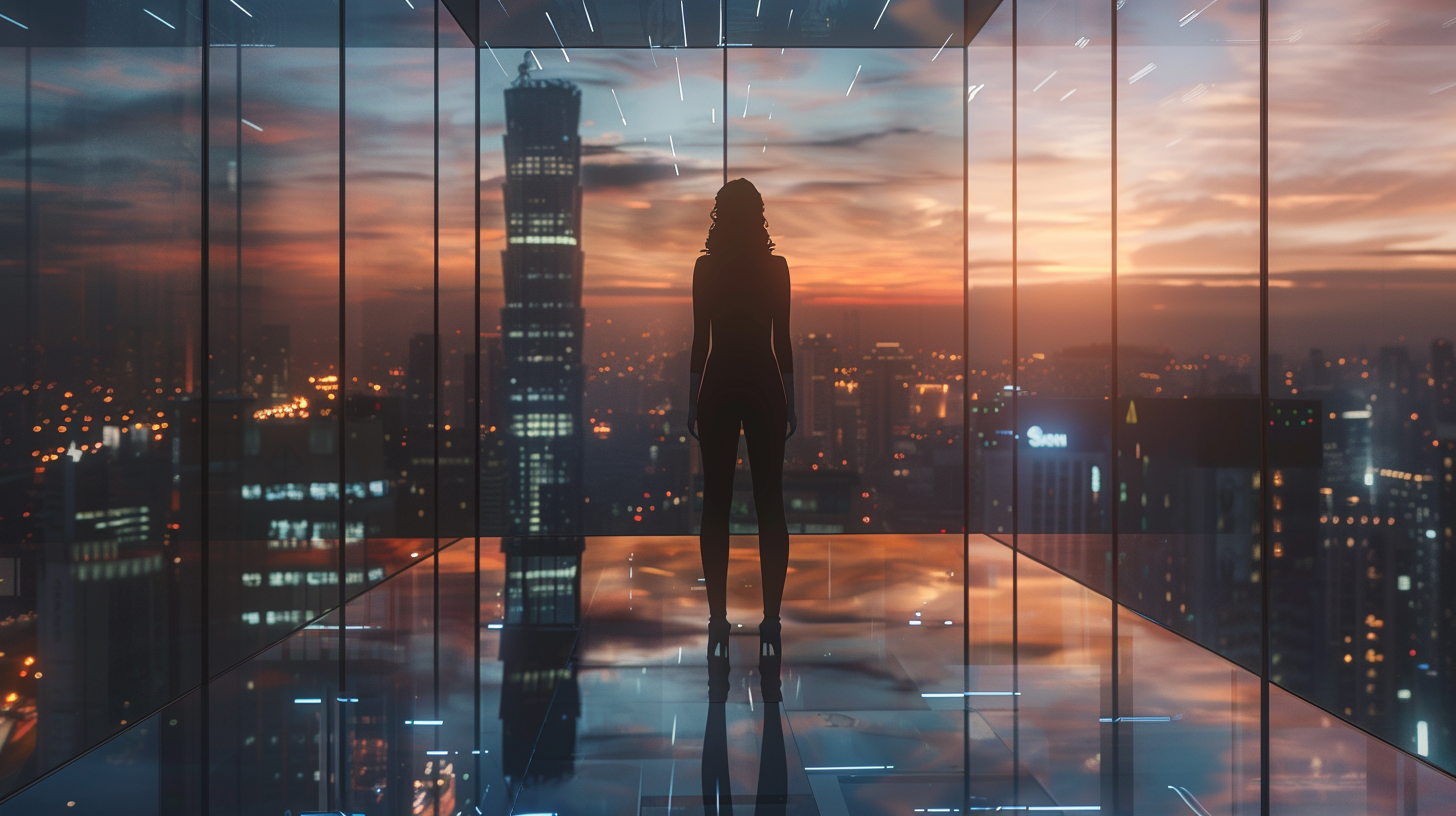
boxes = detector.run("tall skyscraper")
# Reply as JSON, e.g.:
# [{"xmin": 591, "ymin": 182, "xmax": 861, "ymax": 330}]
[{"xmin": 499, "ymin": 57, "xmax": 586, "ymax": 540}]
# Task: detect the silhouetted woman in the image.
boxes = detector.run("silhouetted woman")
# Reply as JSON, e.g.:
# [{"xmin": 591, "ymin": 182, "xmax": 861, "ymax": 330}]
[{"xmin": 688, "ymin": 179, "xmax": 796, "ymax": 698}]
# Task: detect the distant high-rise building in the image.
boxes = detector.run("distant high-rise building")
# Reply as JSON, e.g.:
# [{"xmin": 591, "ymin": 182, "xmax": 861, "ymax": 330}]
[
  {"xmin": 859, "ymin": 342, "xmax": 914, "ymax": 468},
  {"xmin": 407, "ymin": 332, "xmax": 436, "ymax": 442},
  {"xmin": 1432, "ymin": 338, "xmax": 1456, "ymax": 425},
  {"xmin": 253, "ymin": 323, "xmax": 291, "ymax": 403},
  {"xmin": 793, "ymin": 333, "xmax": 838, "ymax": 459}
]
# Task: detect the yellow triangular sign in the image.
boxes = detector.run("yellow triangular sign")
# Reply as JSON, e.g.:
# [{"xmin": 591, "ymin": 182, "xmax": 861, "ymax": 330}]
[{"xmin": 1126, "ymin": 400, "xmax": 1138, "ymax": 424}]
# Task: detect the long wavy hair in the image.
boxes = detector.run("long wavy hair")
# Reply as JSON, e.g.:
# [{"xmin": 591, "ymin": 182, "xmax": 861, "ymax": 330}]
[{"xmin": 703, "ymin": 178, "xmax": 775, "ymax": 256}]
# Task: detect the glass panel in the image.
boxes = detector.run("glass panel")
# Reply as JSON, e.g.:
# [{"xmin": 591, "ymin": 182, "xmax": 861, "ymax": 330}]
[
  {"xmin": 205, "ymin": 609, "xmax": 341, "ymax": 815},
  {"xmin": 728, "ymin": 46, "xmax": 966, "ymax": 536},
  {"xmin": 0, "ymin": 41, "xmax": 203, "ymax": 795},
  {"xmin": 207, "ymin": 33, "xmax": 342, "ymax": 671},
  {"xmin": 344, "ymin": 5, "xmax": 438, "ymax": 587},
  {"xmin": 1014, "ymin": 0, "xmax": 1113, "ymax": 594},
  {"xmin": 967, "ymin": 0, "xmax": 1015, "ymax": 540},
  {"xmin": 729, "ymin": 0, "xmax": 965, "ymax": 48},
  {"xmin": 340, "ymin": 547, "xmax": 439, "ymax": 814},
  {"xmin": 1114, "ymin": 0, "xmax": 1263, "ymax": 668},
  {"xmin": 439, "ymin": 14, "xmax": 479, "ymax": 540},
  {"xmin": 476, "ymin": 47, "xmax": 722, "ymax": 538},
  {"xmin": 1008, "ymin": 551, "xmax": 1110, "ymax": 810},
  {"xmin": 0, "ymin": 691, "xmax": 202, "ymax": 816},
  {"xmin": 1118, "ymin": 605, "xmax": 1260, "ymax": 814},
  {"xmin": 482, "ymin": 0, "xmax": 711, "ymax": 49},
  {"xmin": 1268, "ymin": 0, "xmax": 1456, "ymax": 772},
  {"xmin": 1271, "ymin": 683, "xmax": 1456, "ymax": 815}
]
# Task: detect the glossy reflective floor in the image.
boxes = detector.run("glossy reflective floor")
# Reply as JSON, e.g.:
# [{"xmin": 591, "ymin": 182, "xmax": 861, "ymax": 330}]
[
  {"xmin": 4, "ymin": 534, "xmax": 1453, "ymax": 815},
  {"xmin": 473, "ymin": 535, "xmax": 1455, "ymax": 815},
  {"xmin": 503, "ymin": 534, "xmax": 985, "ymax": 815}
]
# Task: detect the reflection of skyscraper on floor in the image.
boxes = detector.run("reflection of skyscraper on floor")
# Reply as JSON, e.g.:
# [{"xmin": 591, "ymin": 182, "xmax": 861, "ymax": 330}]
[{"xmin": 496, "ymin": 56, "xmax": 586, "ymax": 787}]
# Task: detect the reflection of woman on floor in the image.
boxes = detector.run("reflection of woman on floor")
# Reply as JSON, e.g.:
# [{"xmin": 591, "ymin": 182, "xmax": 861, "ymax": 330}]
[
  {"xmin": 701, "ymin": 702, "xmax": 789, "ymax": 816},
  {"xmin": 689, "ymin": 179, "xmax": 797, "ymax": 700}
]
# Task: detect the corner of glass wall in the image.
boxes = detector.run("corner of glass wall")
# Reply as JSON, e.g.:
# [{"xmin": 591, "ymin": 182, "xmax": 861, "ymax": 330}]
[
  {"xmin": 0, "ymin": 0, "xmax": 205, "ymax": 796},
  {"xmin": 1269, "ymin": 0, "xmax": 1456, "ymax": 774}
]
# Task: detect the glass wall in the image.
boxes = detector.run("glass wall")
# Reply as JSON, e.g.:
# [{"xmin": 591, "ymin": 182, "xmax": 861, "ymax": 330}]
[{"xmin": 1, "ymin": 0, "xmax": 1454, "ymax": 810}]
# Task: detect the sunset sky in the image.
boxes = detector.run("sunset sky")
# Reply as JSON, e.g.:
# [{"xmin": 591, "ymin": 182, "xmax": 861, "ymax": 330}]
[{"xmin": 4, "ymin": 0, "xmax": 1453, "ymax": 379}]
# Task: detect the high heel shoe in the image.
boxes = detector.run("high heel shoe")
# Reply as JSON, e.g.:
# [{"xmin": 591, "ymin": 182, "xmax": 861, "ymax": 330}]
[
  {"xmin": 707, "ymin": 618, "xmax": 732, "ymax": 663},
  {"xmin": 758, "ymin": 617, "xmax": 783, "ymax": 703},
  {"xmin": 759, "ymin": 617, "xmax": 781, "ymax": 659},
  {"xmin": 708, "ymin": 618, "xmax": 732, "ymax": 703}
]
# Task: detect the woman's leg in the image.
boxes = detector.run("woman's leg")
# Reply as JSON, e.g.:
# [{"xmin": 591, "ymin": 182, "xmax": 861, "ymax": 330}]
[
  {"xmin": 697, "ymin": 400, "xmax": 740, "ymax": 620},
  {"xmin": 743, "ymin": 400, "xmax": 789, "ymax": 620}
]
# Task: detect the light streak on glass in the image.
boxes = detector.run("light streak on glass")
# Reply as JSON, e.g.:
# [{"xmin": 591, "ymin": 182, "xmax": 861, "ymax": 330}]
[
  {"xmin": 530, "ymin": 50, "xmax": 544, "ymax": 71},
  {"xmin": 241, "ymin": 119, "xmax": 263, "ymax": 132},
  {"xmin": 405, "ymin": 0, "xmax": 416, "ymax": 8},
  {"xmin": 143, "ymin": 9, "xmax": 176, "ymax": 29},
  {"xmin": 0, "ymin": 13, "xmax": 27, "ymax": 28},
  {"xmin": 681, "ymin": 0, "xmax": 687, "ymax": 46},
  {"xmin": 1060, "ymin": 88, "xmax": 1077, "ymax": 101},
  {"xmin": 932, "ymin": 33, "xmax": 953, "ymax": 61},
  {"xmin": 966, "ymin": 804, "xmax": 1100, "ymax": 810},
  {"xmin": 293, "ymin": 698, "xmax": 322, "ymax": 704},
  {"xmin": 1128, "ymin": 63, "xmax": 1157, "ymax": 84},
  {"xmin": 873, "ymin": 0, "xmax": 891, "ymax": 29},
  {"xmin": 668, "ymin": 135, "xmax": 676, "ymax": 156},
  {"xmin": 756, "ymin": 0, "xmax": 761, "ymax": 15},
  {"xmin": 967, "ymin": 83, "xmax": 986, "ymax": 102},
  {"xmin": 805, "ymin": 765, "xmax": 894, "ymax": 771},
  {"xmin": 1178, "ymin": 0, "xmax": 1218, "ymax": 27},
  {"xmin": 1431, "ymin": 81, "xmax": 1456, "ymax": 95},
  {"xmin": 544, "ymin": 12, "xmax": 571, "ymax": 62},
  {"xmin": 846, "ymin": 65, "xmax": 862, "ymax": 97},
  {"xmin": 648, "ymin": 35, "xmax": 658, "ymax": 67},
  {"xmin": 611, "ymin": 89, "xmax": 627, "ymax": 125},
  {"xmin": 921, "ymin": 691, "xmax": 1020, "ymax": 697},
  {"xmin": 484, "ymin": 42, "xmax": 510, "ymax": 78},
  {"xmin": 229, "ymin": 0, "xmax": 253, "ymax": 17},
  {"xmin": 787, "ymin": 9, "xmax": 793, "ymax": 29},
  {"xmin": 582, "ymin": 0, "xmax": 594, "ymax": 32},
  {"xmin": 1075, "ymin": 36, "xmax": 1090, "ymax": 47},
  {"xmin": 1033, "ymin": 71, "xmax": 1056, "ymax": 93},
  {"xmin": 743, "ymin": 84, "xmax": 751, "ymax": 117},
  {"xmin": 405, "ymin": 719, "xmax": 445, "ymax": 725},
  {"xmin": 1168, "ymin": 786, "xmax": 1214, "ymax": 816},
  {"xmin": 676, "ymin": 57, "xmax": 684, "ymax": 100}
]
